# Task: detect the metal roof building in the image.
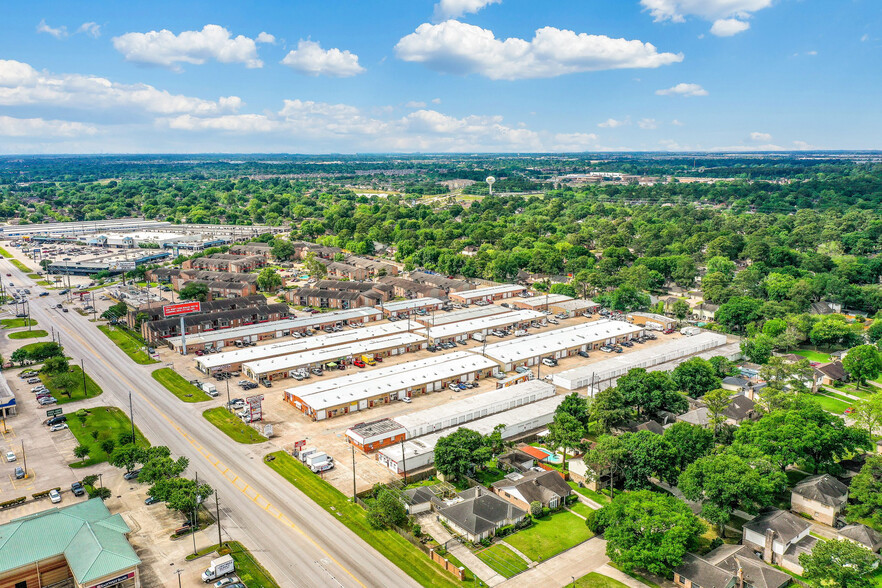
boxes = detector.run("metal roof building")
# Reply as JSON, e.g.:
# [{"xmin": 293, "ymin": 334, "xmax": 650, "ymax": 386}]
[
  {"xmin": 477, "ymin": 319, "xmax": 644, "ymax": 372},
  {"xmin": 380, "ymin": 298, "xmax": 445, "ymax": 315},
  {"xmin": 552, "ymin": 332, "xmax": 728, "ymax": 392},
  {"xmin": 509, "ymin": 294, "xmax": 573, "ymax": 310},
  {"xmin": 424, "ymin": 310, "xmax": 544, "ymax": 343},
  {"xmin": 448, "ymin": 284, "xmax": 526, "ymax": 303},
  {"xmin": 414, "ymin": 305, "xmax": 508, "ymax": 327},
  {"xmin": 377, "ymin": 395, "xmax": 564, "ymax": 474}
]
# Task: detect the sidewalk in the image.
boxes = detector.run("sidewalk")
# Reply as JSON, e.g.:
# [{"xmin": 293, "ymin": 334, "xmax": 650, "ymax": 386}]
[
  {"xmin": 498, "ymin": 537, "xmax": 610, "ymax": 587},
  {"xmin": 418, "ymin": 515, "xmax": 506, "ymax": 587}
]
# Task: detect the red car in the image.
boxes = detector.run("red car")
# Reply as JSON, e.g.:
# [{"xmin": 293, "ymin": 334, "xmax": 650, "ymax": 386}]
[{"xmin": 353, "ymin": 359, "xmax": 366, "ymax": 368}]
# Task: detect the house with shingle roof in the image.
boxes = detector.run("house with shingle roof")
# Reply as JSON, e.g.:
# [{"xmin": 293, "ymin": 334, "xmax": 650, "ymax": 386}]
[
  {"xmin": 436, "ymin": 487, "xmax": 526, "ymax": 543},
  {"xmin": 674, "ymin": 544, "xmax": 792, "ymax": 588},
  {"xmin": 791, "ymin": 474, "xmax": 848, "ymax": 526},
  {"xmin": 814, "ymin": 361, "xmax": 849, "ymax": 386},
  {"xmin": 743, "ymin": 508, "xmax": 816, "ymax": 574},
  {"xmin": 838, "ymin": 524, "xmax": 882, "ymax": 553},
  {"xmin": 491, "ymin": 469, "xmax": 572, "ymax": 511}
]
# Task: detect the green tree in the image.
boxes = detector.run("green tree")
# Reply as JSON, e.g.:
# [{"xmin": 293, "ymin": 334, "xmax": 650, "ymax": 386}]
[
  {"xmin": 620, "ymin": 431, "xmax": 679, "ymax": 488},
  {"xmin": 715, "ymin": 296, "xmax": 763, "ymax": 332},
  {"xmin": 547, "ymin": 411, "xmax": 584, "ymax": 471},
  {"xmin": 41, "ymin": 355, "xmax": 69, "ymax": 375},
  {"xmin": 585, "ymin": 434, "xmax": 627, "ymax": 497},
  {"xmin": 10, "ymin": 348, "xmax": 29, "ymax": 366},
  {"xmin": 73, "ymin": 444, "xmax": 89, "ymax": 462},
  {"xmin": 799, "ymin": 539, "xmax": 878, "ymax": 588},
  {"xmin": 706, "ymin": 256, "xmax": 736, "ymax": 278},
  {"xmin": 702, "ymin": 388, "xmax": 733, "ymax": 439},
  {"xmin": 138, "ymin": 455, "xmax": 189, "ymax": 485},
  {"xmin": 846, "ymin": 455, "xmax": 882, "ymax": 529},
  {"xmin": 304, "ymin": 252, "xmax": 327, "ymax": 279},
  {"xmin": 672, "ymin": 357, "xmax": 721, "ymax": 398},
  {"xmin": 708, "ymin": 356, "xmax": 738, "ymax": 378},
  {"xmin": 663, "ymin": 422, "xmax": 715, "ymax": 475},
  {"xmin": 852, "ymin": 393, "xmax": 882, "ymax": 437},
  {"xmin": 110, "ymin": 444, "xmax": 146, "ymax": 472},
  {"xmin": 434, "ymin": 428, "xmax": 483, "ymax": 481},
  {"xmin": 179, "ymin": 282, "xmax": 209, "ymax": 302},
  {"xmin": 672, "ymin": 299, "xmax": 690, "ymax": 321},
  {"xmin": 617, "ymin": 368, "xmax": 687, "ymax": 419},
  {"xmin": 591, "ymin": 387, "xmax": 630, "ymax": 433},
  {"xmin": 601, "ymin": 285, "xmax": 650, "ymax": 312},
  {"xmin": 842, "ymin": 345, "xmax": 882, "ymax": 388},
  {"xmin": 271, "ymin": 239, "xmax": 296, "ymax": 260},
  {"xmin": 556, "ymin": 392, "xmax": 592, "ymax": 430},
  {"xmin": 810, "ymin": 315, "xmax": 862, "ymax": 349},
  {"xmin": 256, "ymin": 267, "xmax": 283, "ymax": 292},
  {"xmin": 740, "ymin": 334, "xmax": 776, "ymax": 364},
  {"xmin": 549, "ymin": 283, "xmax": 576, "ymax": 297},
  {"xmin": 589, "ymin": 490, "xmax": 705, "ymax": 576},
  {"xmin": 366, "ymin": 488, "xmax": 407, "ymax": 530},
  {"xmin": 148, "ymin": 477, "xmax": 214, "ymax": 521}
]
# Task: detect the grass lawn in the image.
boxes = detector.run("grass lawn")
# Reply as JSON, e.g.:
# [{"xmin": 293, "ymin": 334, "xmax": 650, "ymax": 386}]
[
  {"xmin": 568, "ymin": 501, "xmax": 595, "ymax": 518},
  {"xmin": 8, "ymin": 329, "xmax": 48, "ymax": 339},
  {"xmin": 785, "ymin": 470, "xmax": 812, "ymax": 486},
  {"xmin": 68, "ymin": 407, "xmax": 150, "ymax": 468},
  {"xmin": 475, "ymin": 543, "xmax": 529, "ymax": 578},
  {"xmin": 9, "ymin": 259, "xmax": 30, "ymax": 273},
  {"xmin": 812, "ymin": 393, "xmax": 852, "ymax": 414},
  {"xmin": 568, "ymin": 481, "xmax": 611, "ymax": 505},
  {"xmin": 575, "ymin": 572, "xmax": 630, "ymax": 588},
  {"xmin": 824, "ymin": 390, "xmax": 857, "ymax": 403},
  {"xmin": 0, "ymin": 318, "xmax": 37, "ymax": 329},
  {"xmin": 505, "ymin": 510, "xmax": 593, "ymax": 562},
  {"xmin": 203, "ymin": 407, "xmax": 267, "ymax": 444},
  {"xmin": 794, "ymin": 350, "xmax": 833, "ymax": 363},
  {"xmin": 97, "ymin": 324, "xmax": 158, "ymax": 364},
  {"xmin": 472, "ymin": 466, "xmax": 507, "ymax": 487},
  {"xmin": 40, "ymin": 365, "xmax": 103, "ymax": 404},
  {"xmin": 26, "ymin": 273, "xmax": 40, "ymax": 279},
  {"xmin": 607, "ymin": 564, "xmax": 661, "ymax": 588},
  {"xmin": 264, "ymin": 451, "xmax": 462, "ymax": 588},
  {"xmin": 152, "ymin": 368, "xmax": 211, "ymax": 402},
  {"xmin": 0, "ymin": 246, "xmax": 11, "ymax": 258},
  {"xmin": 184, "ymin": 542, "xmax": 280, "ymax": 588}
]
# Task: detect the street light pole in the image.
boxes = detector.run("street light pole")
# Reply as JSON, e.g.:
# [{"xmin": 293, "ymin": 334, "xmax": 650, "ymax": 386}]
[
  {"xmin": 21, "ymin": 441, "xmax": 27, "ymax": 479},
  {"xmin": 128, "ymin": 391, "xmax": 135, "ymax": 442},
  {"xmin": 81, "ymin": 359, "xmax": 87, "ymax": 398},
  {"xmin": 351, "ymin": 443, "xmax": 357, "ymax": 501}
]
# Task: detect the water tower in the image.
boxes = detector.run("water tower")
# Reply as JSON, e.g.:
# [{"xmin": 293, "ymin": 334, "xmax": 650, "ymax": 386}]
[{"xmin": 485, "ymin": 176, "xmax": 496, "ymax": 195}]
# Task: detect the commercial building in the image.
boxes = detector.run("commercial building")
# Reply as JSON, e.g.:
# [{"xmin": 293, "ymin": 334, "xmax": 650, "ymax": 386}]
[
  {"xmin": 0, "ymin": 219, "xmax": 168, "ymax": 240},
  {"xmin": 345, "ymin": 380, "xmax": 555, "ymax": 451},
  {"xmin": 414, "ymin": 305, "xmax": 507, "ymax": 327},
  {"xmin": 424, "ymin": 310, "xmax": 544, "ymax": 345},
  {"xmin": 381, "ymin": 297, "xmax": 445, "ymax": 318},
  {"xmin": 183, "ymin": 253, "xmax": 266, "ymax": 273},
  {"xmin": 244, "ymin": 332, "xmax": 427, "ymax": 382},
  {"xmin": 552, "ymin": 332, "xmax": 728, "ymax": 391},
  {"xmin": 628, "ymin": 312, "xmax": 677, "ymax": 330},
  {"xmin": 0, "ymin": 499, "xmax": 141, "ymax": 588},
  {"xmin": 164, "ymin": 307, "xmax": 383, "ymax": 353},
  {"xmin": 508, "ymin": 293, "xmax": 573, "ymax": 311},
  {"xmin": 478, "ymin": 319, "xmax": 644, "ymax": 372},
  {"xmin": 143, "ymin": 302, "xmax": 289, "ymax": 342},
  {"xmin": 47, "ymin": 250, "xmax": 171, "ymax": 276},
  {"xmin": 284, "ymin": 351, "xmax": 499, "ymax": 421},
  {"xmin": 195, "ymin": 320, "xmax": 417, "ymax": 372},
  {"xmin": 448, "ymin": 284, "xmax": 526, "ymax": 304},
  {"xmin": 548, "ymin": 299, "xmax": 600, "ymax": 317},
  {"xmin": 377, "ymin": 395, "xmax": 564, "ymax": 474}
]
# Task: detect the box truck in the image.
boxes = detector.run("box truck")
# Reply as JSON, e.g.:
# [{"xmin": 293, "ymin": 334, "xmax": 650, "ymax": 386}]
[
  {"xmin": 472, "ymin": 332, "xmax": 485, "ymax": 342},
  {"xmin": 201, "ymin": 555, "xmax": 235, "ymax": 582},
  {"xmin": 200, "ymin": 382, "xmax": 217, "ymax": 396},
  {"xmin": 361, "ymin": 354, "xmax": 376, "ymax": 366}
]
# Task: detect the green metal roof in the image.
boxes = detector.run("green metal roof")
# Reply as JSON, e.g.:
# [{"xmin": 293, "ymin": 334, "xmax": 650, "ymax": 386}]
[{"xmin": 0, "ymin": 498, "xmax": 141, "ymax": 584}]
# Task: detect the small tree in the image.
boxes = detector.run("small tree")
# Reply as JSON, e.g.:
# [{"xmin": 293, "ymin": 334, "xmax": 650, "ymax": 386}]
[
  {"xmin": 672, "ymin": 299, "xmax": 690, "ymax": 321},
  {"xmin": 73, "ymin": 444, "xmax": 89, "ymax": 462},
  {"xmin": 110, "ymin": 444, "xmax": 145, "ymax": 472},
  {"xmin": 842, "ymin": 345, "xmax": 882, "ymax": 388},
  {"xmin": 530, "ymin": 501, "xmax": 542, "ymax": 517},
  {"xmin": 366, "ymin": 488, "xmax": 407, "ymax": 530},
  {"xmin": 702, "ymin": 388, "xmax": 733, "ymax": 439},
  {"xmin": 434, "ymin": 428, "xmax": 484, "ymax": 481},
  {"xmin": 799, "ymin": 539, "xmax": 878, "ymax": 588},
  {"xmin": 179, "ymin": 282, "xmax": 209, "ymax": 302},
  {"xmin": 256, "ymin": 268, "xmax": 283, "ymax": 292},
  {"xmin": 304, "ymin": 252, "xmax": 327, "ymax": 279},
  {"xmin": 100, "ymin": 439, "xmax": 116, "ymax": 456}
]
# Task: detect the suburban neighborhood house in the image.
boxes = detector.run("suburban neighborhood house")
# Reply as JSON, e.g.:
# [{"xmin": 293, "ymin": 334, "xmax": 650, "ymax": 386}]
[
  {"xmin": 838, "ymin": 524, "xmax": 882, "ymax": 553},
  {"xmin": 674, "ymin": 544, "xmax": 792, "ymax": 588},
  {"xmin": 742, "ymin": 509, "xmax": 817, "ymax": 574},
  {"xmin": 490, "ymin": 469, "xmax": 572, "ymax": 511},
  {"xmin": 790, "ymin": 474, "xmax": 848, "ymax": 526},
  {"xmin": 436, "ymin": 487, "xmax": 527, "ymax": 543}
]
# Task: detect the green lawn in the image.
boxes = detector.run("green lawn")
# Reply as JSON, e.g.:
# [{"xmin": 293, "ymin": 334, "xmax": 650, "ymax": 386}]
[
  {"xmin": 26, "ymin": 273, "xmax": 40, "ymax": 280},
  {"xmin": 472, "ymin": 466, "xmax": 507, "ymax": 486},
  {"xmin": 203, "ymin": 407, "xmax": 267, "ymax": 444},
  {"xmin": 794, "ymin": 350, "xmax": 833, "ymax": 363},
  {"xmin": 40, "ymin": 365, "xmax": 103, "ymax": 404},
  {"xmin": 97, "ymin": 325, "xmax": 158, "ymax": 364},
  {"xmin": 222, "ymin": 542, "xmax": 281, "ymax": 588},
  {"xmin": 0, "ymin": 246, "xmax": 11, "ymax": 258},
  {"xmin": 8, "ymin": 329, "xmax": 48, "ymax": 339},
  {"xmin": 9, "ymin": 259, "xmax": 30, "ymax": 272},
  {"xmin": 812, "ymin": 393, "xmax": 853, "ymax": 414},
  {"xmin": 152, "ymin": 368, "xmax": 211, "ymax": 402},
  {"xmin": 568, "ymin": 501, "xmax": 595, "ymax": 518},
  {"xmin": 505, "ymin": 510, "xmax": 594, "ymax": 562},
  {"xmin": 607, "ymin": 564, "xmax": 661, "ymax": 588},
  {"xmin": 475, "ymin": 543, "xmax": 529, "ymax": 578},
  {"xmin": 575, "ymin": 572, "xmax": 630, "ymax": 588},
  {"xmin": 568, "ymin": 481, "xmax": 611, "ymax": 505},
  {"xmin": 0, "ymin": 318, "xmax": 37, "ymax": 329},
  {"xmin": 264, "ymin": 451, "xmax": 462, "ymax": 588},
  {"xmin": 67, "ymin": 407, "xmax": 150, "ymax": 468}
]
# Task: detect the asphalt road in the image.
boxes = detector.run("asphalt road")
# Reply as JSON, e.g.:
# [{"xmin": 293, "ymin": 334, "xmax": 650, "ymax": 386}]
[{"xmin": 4, "ymin": 263, "xmax": 418, "ymax": 588}]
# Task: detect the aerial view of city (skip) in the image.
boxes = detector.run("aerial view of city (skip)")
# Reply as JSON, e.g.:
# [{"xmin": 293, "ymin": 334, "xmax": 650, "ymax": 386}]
[{"xmin": 0, "ymin": 1, "xmax": 880, "ymax": 587}]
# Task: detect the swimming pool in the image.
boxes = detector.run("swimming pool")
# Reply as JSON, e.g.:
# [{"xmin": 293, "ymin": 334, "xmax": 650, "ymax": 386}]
[{"xmin": 533, "ymin": 447, "xmax": 564, "ymax": 464}]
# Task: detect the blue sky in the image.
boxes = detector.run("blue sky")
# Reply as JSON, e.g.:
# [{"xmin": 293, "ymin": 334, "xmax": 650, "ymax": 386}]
[{"xmin": 0, "ymin": 0, "xmax": 879, "ymax": 153}]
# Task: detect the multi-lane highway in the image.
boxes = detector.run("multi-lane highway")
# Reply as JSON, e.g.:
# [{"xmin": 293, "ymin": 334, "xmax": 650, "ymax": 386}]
[{"xmin": 3, "ymin": 261, "xmax": 418, "ymax": 588}]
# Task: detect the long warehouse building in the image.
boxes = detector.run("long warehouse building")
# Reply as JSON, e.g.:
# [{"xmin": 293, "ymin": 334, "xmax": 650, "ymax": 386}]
[
  {"xmin": 425, "ymin": 310, "xmax": 544, "ymax": 344},
  {"xmin": 195, "ymin": 320, "xmax": 419, "ymax": 373},
  {"xmin": 377, "ymin": 395, "xmax": 564, "ymax": 474},
  {"xmin": 552, "ymin": 332, "xmax": 729, "ymax": 391},
  {"xmin": 477, "ymin": 319, "xmax": 644, "ymax": 372},
  {"xmin": 414, "ymin": 305, "xmax": 508, "ymax": 327},
  {"xmin": 243, "ymin": 332, "xmax": 427, "ymax": 381},
  {"xmin": 165, "ymin": 307, "xmax": 383, "ymax": 353},
  {"xmin": 448, "ymin": 284, "xmax": 526, "ymax": 304},
  {"xmin": 284, "ymin": 351, "xmax": 499, "ymax": 421},
  {"xmin": 345, "ymin": 380, "xmax": 556, "ymax": 451}
]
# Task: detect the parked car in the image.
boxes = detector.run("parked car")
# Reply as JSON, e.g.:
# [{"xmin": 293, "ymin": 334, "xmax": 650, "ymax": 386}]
[
  {"xmin": 26, "ymin": 378, "xmax": 40, "ymax": 384},
  {"xmin": 229, "ymin": 399, "xmax": 245, "ymax": 410},
  {"xmin": 20, "ymin": 371, "xmax": 38, "ymax": 378},
  {"xmin": 62, "ymin": 308, "xmax": 68, "ymax": 312},
  {"xmin": 577, "ymin": 350, "xmax": 590, "ymax": 358},
  {"xmin": 49, "ymin": 489, "xmax": 61, "ymax": 504},
  {"xmin": 38, "ymin": 397, "xmax": 57, "ymax": 405},
  {"xmin": 123, "ymin": 469, "xmax": 141, "ymax": 480},
  {"xmin": 145, "ymin": 496, "xmax": 160, "ymax": 505},
  {"xmin": 71, "ymin": 481, "xmax": 85, "ymax": 496},
  {"xmin": 49, "ymin": 423, "xmax": 68, "ymax": 432},
  {"xmin": 542, "ymin": 357, "xmax": 558, "ymax": 367},
  {"xmin": 621, "ymin": 340, "xmax": 633, "ymax": 347},
  {"xmin": 214, "ymin": 577, "xmax": 241, "ymax": 588},
  {"xmin": 515, "ymin": 366, "xmax": 530, "ymax": 374},
  {"xmin": 31, "ymin": 385, "xmax": 47, "ymax": 393},
  {"xmin": 600, "ymin": 346, "xmax": 614, "ymax": 353},
  {"xmin": 5, "ymin": 451, "xmax": 15, "ymax": 462},
  {"xmin": 14, "ymin": 467, "xmax": 24, "ymax": 479},
  {"xmin": 353, "ymin": 359, "xmax": 366, "ymax": 368},
  {"xmin": 47, "ymin": 415, "xmax": 67, "ymax": 426}
]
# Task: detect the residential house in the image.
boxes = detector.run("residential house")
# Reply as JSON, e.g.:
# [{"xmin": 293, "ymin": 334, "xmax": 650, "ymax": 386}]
[
  {"xmin": 814, "ymin": 361, "xmax": 849, "ymax": 386},
  {"xmin": 325, "ymin": 261, "xmax": 369, "ymax": 281},
  {"xmin": 618, "ymin": 419, "xmax": 665, "ymax": 435},
  {"xmin": 345, "ymin": 256, "xmax": 398, "ymax": 277},
  {"xmin": 183, "ymin": 253, "xmax": 266, "ymax": 273},
  {"xmin": 693, "ymin": 303, "xmax": 720, "ymax": 321},
  {"xmin": 490, "ymin": 470, "xmax": 572, "ymax": 511},
  {"xmin": 143, "ymin": 303, "xmax": 289, "ymax": 342},
  {"xmin": 677, "ymin": 395, "xmax": 757, "ymax": 428},
  {"xmin": 742, "ymin": 509, "xmax": 816, "ymax": 574},
  {"xmin": 790, "ymin": 474, "xmax": 848, "ymax": 526},
  {"xmin": 285, "ymin": 288, "xmax": 366, "ymax": 310},
  {"xmin": 674, "ymin": 544, "xmax": 792, "ymax": 588},
  {"xmin": 126, "ymin": 295, "xmax": 268, "ymax": 330},
  {"xmin": 401, "ymin": 486, "xmax": 436, "ymax": 515},
  {"xmin": 409, "ymin": 271, "xmax": 473, "ymax": 294},
  {"xmin": 379, "ymin": 276, "xmax": 447, "ymax": 300},
  {"xmin": 228, "ymin": 242, "xmax": 273, "ymax": 259},
  {"xmin": 496, "ymin": 449, "xmax": 536, "ymax": 473},
  {"xmin": 838, "ymin": 524, "xmax": 882, "ymax": 553},
  {"xmin": 436, "ymin": 487, "xmax": 527, "ymax": 543}
]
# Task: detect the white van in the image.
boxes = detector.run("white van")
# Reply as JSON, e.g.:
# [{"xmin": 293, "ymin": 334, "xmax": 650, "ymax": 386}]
[
  {"xmin": 472, "ymin": 333, "xmax": 485, "ymax": 342},
  {"xmin": 515, "ymin": 329, "xmax": 528, "ymax": 337}
]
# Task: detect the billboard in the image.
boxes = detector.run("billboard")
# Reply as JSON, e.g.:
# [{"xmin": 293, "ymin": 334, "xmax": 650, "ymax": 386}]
[
  {"xmin": 246, "ymin": 394, "xmax": 264, "ymax": 422},
  {"xmin": 162, "ymin": 301, "xmax": 202, "ymax": 317}
]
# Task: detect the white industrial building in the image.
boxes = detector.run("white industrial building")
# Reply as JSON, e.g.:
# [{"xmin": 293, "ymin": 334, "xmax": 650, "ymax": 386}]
[
  {"xmin": 449, "ymin": 284, "xmax": 526, "ymax": 304},
  {"xmin": 552, "ymin": 332, "xmax": 729, "ymax": 392},
  {"xmin": 243, "ymin": 332, "xmax": 427, "ymax": 381},
  {"xmin": 424, "ymin": 310, "xmax": 544, "ymax": 344},
  {"xmin": 380, "ymin": 298, "xmax": 444, "ymax": 317},
  {"xmin": 477, "ymin": 319, "xmax": 644, "ymax": 372},
  {"xmin": 510, "ymin": 294, "xmax": 573, "ymax": 310},
  {"xmin": 550, "ymin": 299, "xmax": 600, "ymax": 317},
  {"xmin": 285, "ymin": 351, "xmax": 500, "ymax": 421},
  {"xmin": 415, "ymin": 305, "xmax": 508, "ymax": 327},
  {"xmin": 377, "ymin": 395, "xmax": 565, "ymax": 474}
]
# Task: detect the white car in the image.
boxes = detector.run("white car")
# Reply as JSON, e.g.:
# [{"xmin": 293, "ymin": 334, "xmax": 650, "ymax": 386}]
[
  {"xmin": 5, "ymin": 451, "xmax": 15, "ymax": 462},
  {"xmin": 49, "ymin": 489, "xmax": 61, "ymax": 503},
  {"xmin": 31, "ymin": 385, "xmax": 48, "ymax": 393},
  {"xmin": 214, "ymin": 577, "xmax": 240, "ymax": 588},
  {"xmin": 49, "ymin": 423, "xmax": 68, "ymax": 432}
]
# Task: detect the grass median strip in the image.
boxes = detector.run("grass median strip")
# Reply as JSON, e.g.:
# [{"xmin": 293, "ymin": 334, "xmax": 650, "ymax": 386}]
[
  {"xmin": 68, "ymin": 407, "xmax": 150, "ymax": 468},
  {"xmin": 0, "ymin": 318, "xmax": 38, "ymax": 329},
  {"xmin": 9, "ymin": 329, "xmax": 48, "ymax": 339},
  {"xmin": 203, "ymin": 407, "xmax": 267, "ymax": 444},
  {"xmin": 40, "ymin": 365, "xmax": 103, "ymax": 404},
  {"xmin": 264, "ymin": 451, "xmax": 463, "ymax": 588},
  {"xmin": 0, "ymin": 246, "xmax": 11, "ymax": 258},
  {"xmin": 9, "ymin": 259, "xmax": 30, "ymax": 273},
  {"xmin": 152, "ymin": 368, "xmax": 211, "ymax": 402},
  {"xmin": 185, "ymin": 541, "xmax": 280, "ymax": 588},
  {"xmin": 97, "ymin": 324, "xmax": 158, "ymax": 364}
]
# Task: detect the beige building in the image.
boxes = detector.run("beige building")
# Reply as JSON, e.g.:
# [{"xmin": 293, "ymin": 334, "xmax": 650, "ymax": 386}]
[{"xmin": 790, "ymin": 474, "xmax": 848, "ymax": 526}]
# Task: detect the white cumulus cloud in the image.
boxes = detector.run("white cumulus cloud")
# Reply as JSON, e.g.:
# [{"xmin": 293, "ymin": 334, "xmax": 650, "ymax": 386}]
[
  {"xmin": 750, "ymin": 131, "xmax": 772, "ymax": 142},
  {"xmin": 112, "ymin": 24, "xmax": 263, "ymax": 71},
  {"xmin": 598, "ymin": 117, "xmax": 630, "ymax": 128},
  {"xmin": 433, "ymin": 0, "xmax": 502, "ymax": 21},
  {"xmin": 77, "ymin": 22, "xmax": 101, "ymax": 38},
  {"xmin": 395, "ymin": 21, "xmax": 683, "ymax": 80},
  {"xmin": 37, "ymin": 20, "xmax": 68, "ymax": 39},
  {"xmin": 256, "ymin": 32, "xmax": 276, "ymax": 44},
  {"xmin": 638, "ymin": 118, "xmax": 658, "ymax": 129},
  {"xmin": 656, "ymin": 82, "xmax": 708, "ymax": 97},
  {"xmin": 281, "ymin": 40, "xmax": 365, "ymax": 77},
  {"xmin": 405, "ymin": 101, "xmax": 427, "ymax": 108},
  {"xmin": 710, "ymin": 18, "xmax": 750, "ymax": 36},
  {"xmin": 0, "ymin": 115, "xmax": 97, "ymax": 137}
]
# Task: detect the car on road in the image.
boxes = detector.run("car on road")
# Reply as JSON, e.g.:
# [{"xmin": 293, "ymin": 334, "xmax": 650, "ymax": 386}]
[
  {"xmin": 71, "ymin": 481, "xmax": 85, "ymax": 496},
  {"xmin": 39, "ymin": 292, "xmax": 49, "ymax": 297},
  {"xmin": 49, "ymin": 423, "xmax": 68, "ymax": 432},
  {"xmin": 62, "ymin": 308, "xmax": 68, "ymax": 312},
  {"xmin": 14, "ymin": 467, "xmax": 24, "ymax": 479},
  {"xmin": 49, "ymin": 489, "xmax": 61, "ymax": 504},
  {"xmin": 5, "ymin": 451, "xmax": 15, "ymax": 462},
  {"xmin": 123, "ymin": 469, "xmax": 141, "ymax": 480}
]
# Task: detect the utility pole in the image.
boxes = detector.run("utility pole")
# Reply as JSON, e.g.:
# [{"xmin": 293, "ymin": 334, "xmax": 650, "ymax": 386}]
[
  {"xmin": 20, "ymin": 441, "xmax": 26, "ymax": 479},
  {"xmin": 128, "ymin": 391, "xmax": 135, "ymax": 443},
  {"xmin": 175, "ymin": 570, "xmax": 183, "ymax": 588},
  {"xmin": 225, "ymin": 378, "xmax": 231, "ymax": 412},
  {"xmin": 351, "ymin": 443, "xmax": 357, "ymax": 501},
  {"xmin": 399, "ymin": 438, "xmax": 407, "ymax": 485},
  {"xmin": 192, "ymin": 471, "xmax": 199, "ymax": 555},
  {"xmin": 215, "ymin": 491, "xmax": 222, "ymax": 548},
  {"xmin": 81, "ymin": 359, "xmax": 87, "ymax": 398}
]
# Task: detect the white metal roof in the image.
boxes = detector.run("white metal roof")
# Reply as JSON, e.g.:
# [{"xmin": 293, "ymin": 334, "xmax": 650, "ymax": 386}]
[
  {"xmin": 478, "ymin": 319, "xmax": 643, "ymax": 365},
  {"xmin": 196, "ymin": 320, "xmax": 418, "ymax": 370},
  {"xmin": 510, "ymin": 294, "xmax": 574, "ymax": 307},
  {"xmin": 288, "ymin": 351, "xmax": 499, "ymax": 410},
  {"xmin": 452, "ymin": 284, "xmax": 526, "ymax": 301},
  {"xmin": 382, "ymin": 298, "xmax": 444, "ymax": 312},
  {"xmin": 166, "ymin": 308, "xmax": 383, "ymax": 347},
  {"xmin": 417, "ymin": 305, "xmax": 508, "ymax": 326},
  {"xmin": 551, "ymin": 299, "xmax": 598, "ymax": 311},
  {"xmin": 425, "ymin": 310, "xmax": 544, "ymax": 339},
  {"xmin": 244, "ymin": 332, "xmax": 426, "ymax": 376}
]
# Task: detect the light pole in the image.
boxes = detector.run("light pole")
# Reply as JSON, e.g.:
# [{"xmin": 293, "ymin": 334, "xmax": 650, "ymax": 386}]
[
  {"xmin": 21, "ymin": 441, "xmax": 27, "ymax": 479},
  {"xmin": 175, "ymin": 569, "xmax": 183, "ymax": 588}
]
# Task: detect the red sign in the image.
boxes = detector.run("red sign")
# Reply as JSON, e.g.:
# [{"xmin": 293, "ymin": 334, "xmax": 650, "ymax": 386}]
[
  {"xmin": 162, "ymin": 301, "xmax": 201, "ymax": 317},
  {"xmin": 294, "ymin": 440, "xmax": 306, "ymax": 449}
]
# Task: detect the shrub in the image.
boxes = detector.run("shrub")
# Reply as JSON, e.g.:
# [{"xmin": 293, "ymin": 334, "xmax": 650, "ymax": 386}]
[
  {"xmin": 530, "ymin": 500, "xmax": 543, "ymax": 517},
  {"xmin": 412, "ymin": 523, "xmax": 422, "ymax": 537},
  {"xmin": 82, "ymin": 475, "xmax": 98, "ymax": 487}
]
